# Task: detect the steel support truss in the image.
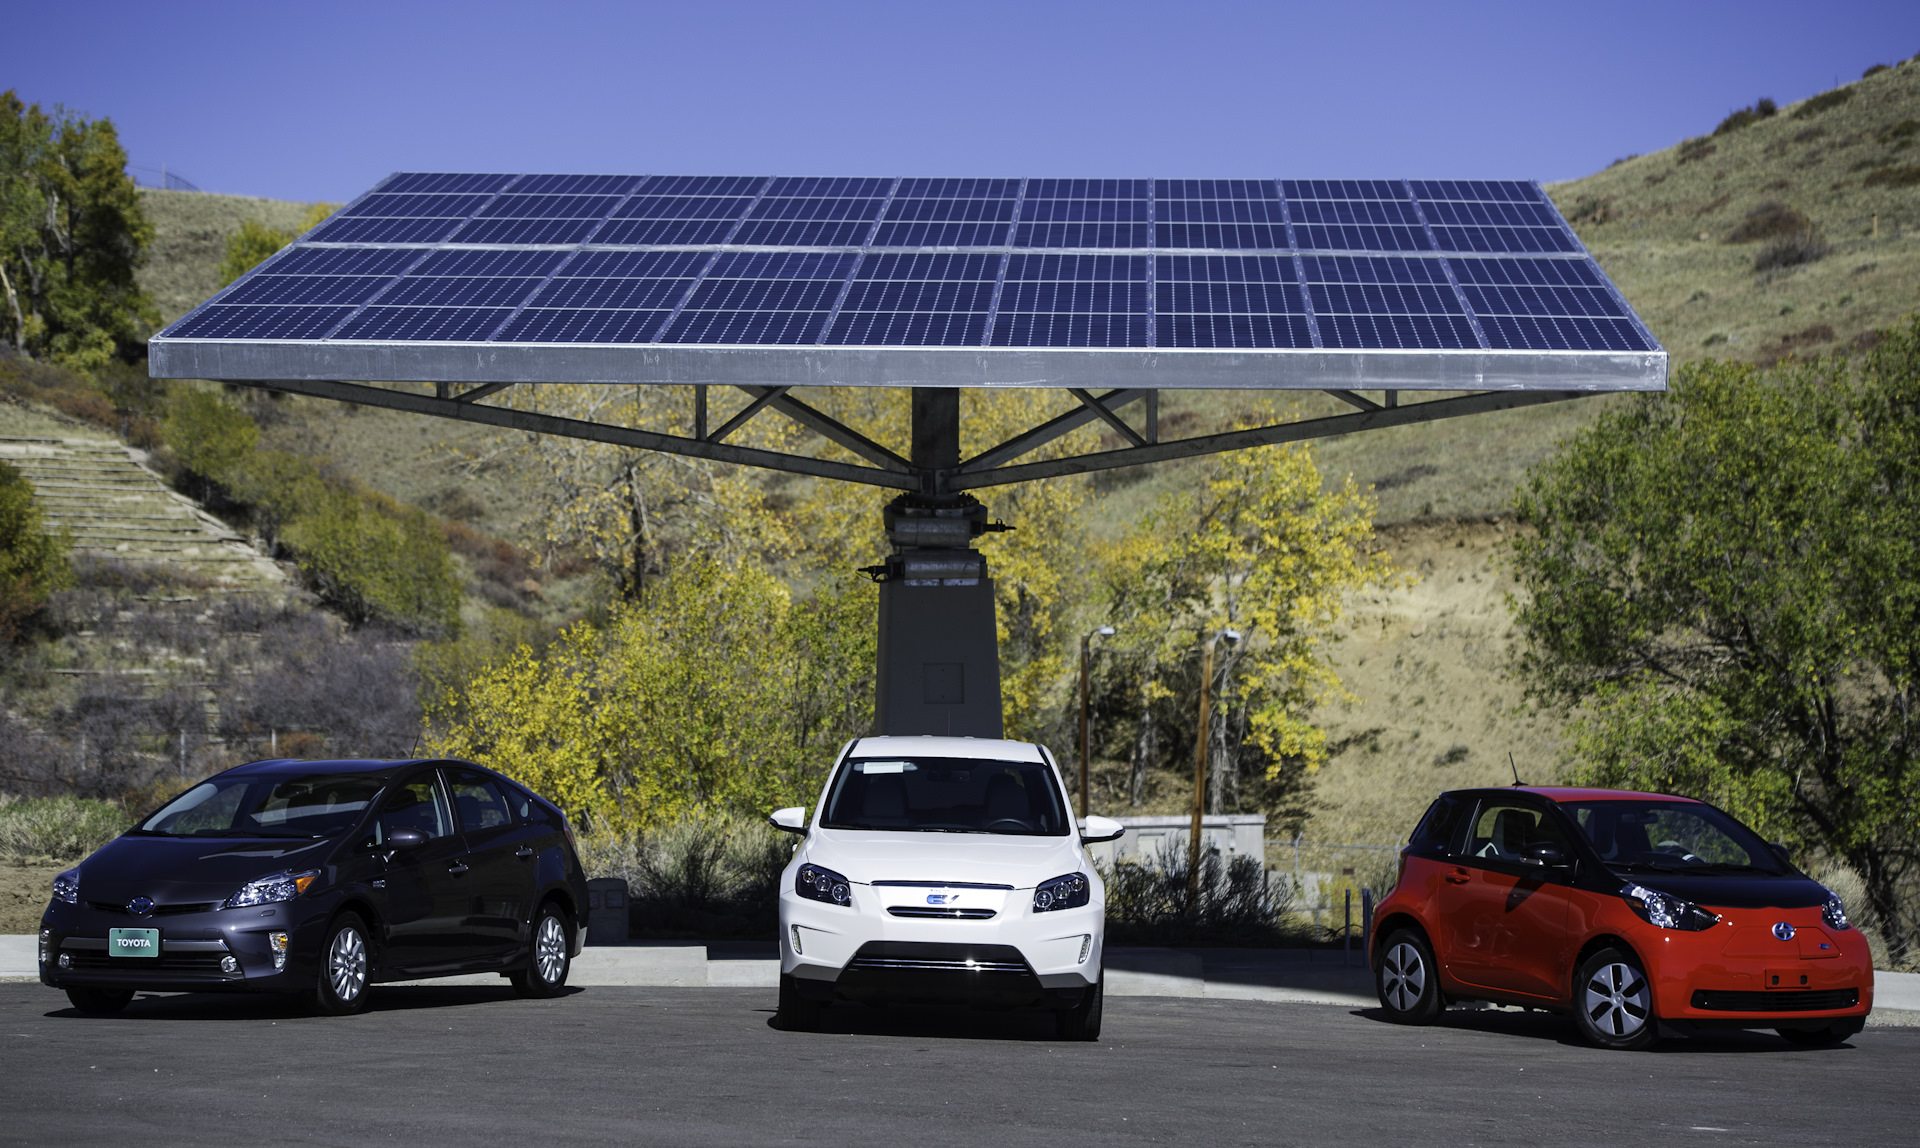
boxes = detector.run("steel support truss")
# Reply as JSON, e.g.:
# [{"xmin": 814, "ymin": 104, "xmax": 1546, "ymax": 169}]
[{"xmin": 233, "ymin": 377, "xmax": 1590, "ymax": 495}]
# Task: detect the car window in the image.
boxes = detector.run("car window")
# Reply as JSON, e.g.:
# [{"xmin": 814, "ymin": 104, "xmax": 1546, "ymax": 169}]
[
  {"xmin": 1565, "ymin": 800, "xmax": 1780, "ymax": 872},
  {"xmin": 1410, "ymin": 794, "xmax": 1469, "ymax": 854},
  {"xmin": 374, "ymin": 774, "xmax": 453, "ymax": 843},
  {"xmin": 140, "ymin": 773, "xmax": 385, "ymax": 839},
  {"xmin": 1463, "ymin": 799, "xmax": 1567, "ymax": 864},
  {"xmin": 447, "ymin": 769, "xmax": 515, "ymax": 833},
  {"xmin": 820, "ymin": 757, "xmax": 1069, "ymax": 835}
]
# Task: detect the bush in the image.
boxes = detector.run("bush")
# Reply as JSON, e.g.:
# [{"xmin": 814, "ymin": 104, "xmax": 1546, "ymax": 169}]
[
  {"xmin": 1715, "ymin": 97, "xmax": 1777, "ymax": 134},
  {"xmin": 1754, "ymin": 231, "xmax": 1830, "ymax": 271},
  {"xmin": 281, "ymin": 487, "xmax": 462, "ymax": 634},
  {"xmin": 1725, "ymin": 200, "xmax": 1810, "ymax": 243},
  {"xmin": 0, "ymin": 796, "xmax": 128, "ymax": 860},
  {"xmin": 1863, "ymin": 165, "xmax": 1920, "ymax": 189},
  {"xmin": 1792, "ymin": 88, "xmax": 1854, "ymax": 119},
  {"xmin": 1100, "ymin": 840, "xmax": 1297, "ymax": 946},
  {"xmin": 161, "ymin": 389, "xmax": 257, "ymax": 489},
  {"xmin": 0, "ymin": 460, "xmax": 72, "ymax": 642},
  {"xmin": 580, "ymin": 812, "xmax": 792, "ymax": 939}
]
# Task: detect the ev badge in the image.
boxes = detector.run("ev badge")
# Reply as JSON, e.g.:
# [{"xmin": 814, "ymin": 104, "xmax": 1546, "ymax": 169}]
[
  {"xmin": 126, "ymin": 896, "xmax": 153, "ymax": 916},
  {"xmin": 1772, "ymin": 921, "xmax": 1797, "ymax": 941},
  {"xmin": 926, "ymin": 893, "xmax": 958, "ymax": 905}
]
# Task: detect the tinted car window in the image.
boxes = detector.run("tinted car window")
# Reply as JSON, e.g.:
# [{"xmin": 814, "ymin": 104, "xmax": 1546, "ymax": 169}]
[
  {"xmin": 1410, "ymin": 794, "xmax": 1469, "ymax": 853},
  {"xmin": 447, "ymin": 770, "xmax": 515, "ymax": 833},
  {"xmin": 139, "ymin": 773, "xmax": 385, "ymax": 839},
  {"xmin": 374, "ymin": 775, "xmax": 453, "ymax": 842},
  {"xmin": 1565, "ymin": 800, "xmax": 1783, "ymax": 873},
  {"xmin": 821, "ymin": 757, "xmax": 1069, "ymax": 835},
  {"xmin": 1463, "ymin": 799, "xmax": 1567, "ymax": 863}
]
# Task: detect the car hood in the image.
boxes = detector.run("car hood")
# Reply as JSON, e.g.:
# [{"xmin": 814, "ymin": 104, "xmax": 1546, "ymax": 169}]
[
  {"xmin": 805, "ymin": 829, "xmax": 1083, "ymax": 889},
  {"xmin": 74, "ymin": 834, "xmax": 336, "ymax": 906},
  {"xmin": 1607, "ymin": 868, "xmax": 1831, "ymax": 910}
]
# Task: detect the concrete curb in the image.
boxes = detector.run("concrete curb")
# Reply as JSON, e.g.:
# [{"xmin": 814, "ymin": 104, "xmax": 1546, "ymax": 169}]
[{"xmin": 5, "ymin": 936, "xmax": 1915, "ymax": 1013}]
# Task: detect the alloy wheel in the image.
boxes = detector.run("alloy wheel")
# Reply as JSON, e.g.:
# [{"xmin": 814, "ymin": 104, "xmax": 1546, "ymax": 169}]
[
  {"xmin": 1583, "ymin": 961, "xmax": 1648, "ymax": 1037},
  {"xmin": 1382, "ymin": 942, "xmax": 1426, "ymax": 1012},
  {"xmin": 535, "ymin": 913, "xmax": 567, "ymax": 984},
  {"xmin": 329, "ymin": 925, "xmax": 368, "ymax": 1003}
]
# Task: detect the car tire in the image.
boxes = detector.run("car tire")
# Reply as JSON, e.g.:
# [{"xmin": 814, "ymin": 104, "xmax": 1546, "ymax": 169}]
[
  {"xmin": 1376, "ymin": 929, "xmax": 1444, "ymax": 1025},
  {"xmin": 1055, "ymin": 973, "xmax": 1104, "ymax": 1041},
  {"xmin": 65, "ymin": 987, "xmax": 134, "ymax": 1015},
  {"xmin": 312, "ymin": 912, "xmax": 373, "ymax": 1016},
  {"xmin": 1574, "ymin": 947, "xmax": 1658, "ymax": 1050},
  {"xmin": 778, "ymin": 974, "xmax": 823, "ymax": 1032},
  {"xmin": 1777, "ymin": 1024, "xmax": 1849, "ymax": 1047},
  {"xmin": 510, "ymin": 903, "xmax": 572, "ymax": 999}
]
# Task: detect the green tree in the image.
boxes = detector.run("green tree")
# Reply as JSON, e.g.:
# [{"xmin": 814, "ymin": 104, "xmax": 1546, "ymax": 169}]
[
  {"xmin": 0, "ymin": 91, "xmax": 157, "ymax": 370},
  {"xmin": 0, "ymin": 459, "xmax": 72, "ymax": 642},
  {"xmin": 1512, "ymin": 322, "xmax": 1920, "ymax": 961},
  {"xmin": 215, "ymin": 204, "xmax": 337, "ymax": 287}
]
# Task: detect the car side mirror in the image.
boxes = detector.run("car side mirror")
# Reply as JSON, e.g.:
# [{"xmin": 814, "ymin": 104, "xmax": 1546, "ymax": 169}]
[
  {"xmin": 1524, "ymin": 841, "xmax": 1569, "ymax": 867},
  {"xmin": 768, "ymin": 807, "xmax": 808, "ymax": 835},
  {"xmin": 1080, "ymin": 815, "xmax": 1125, "ymax": 844},
  {"xmin": 385, "ymin": 827, "xmax": 427, "ymax": 851}
]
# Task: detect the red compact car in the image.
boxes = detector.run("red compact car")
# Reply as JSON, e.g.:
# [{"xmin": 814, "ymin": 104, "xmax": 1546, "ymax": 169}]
[{"xmin": 1369, "ymin": 787, "xmax": 1874, "ymax": 1049}]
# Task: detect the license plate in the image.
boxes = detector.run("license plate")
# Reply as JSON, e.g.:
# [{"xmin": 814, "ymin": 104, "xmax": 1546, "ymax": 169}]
[{"xmin": 108, "ymin": 928, "xmax": 160, "ymax": 958}]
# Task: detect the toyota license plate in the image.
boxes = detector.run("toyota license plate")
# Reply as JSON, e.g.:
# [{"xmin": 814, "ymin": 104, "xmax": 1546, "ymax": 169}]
[{"xmin": 108, "ymin": 928, "xmax": 159, "ymax": 958}]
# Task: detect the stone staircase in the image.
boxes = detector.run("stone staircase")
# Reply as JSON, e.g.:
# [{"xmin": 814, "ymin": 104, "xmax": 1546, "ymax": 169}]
[{"xmin": 0, "ymin": 436, "xmax": 288, "ymax": 589}]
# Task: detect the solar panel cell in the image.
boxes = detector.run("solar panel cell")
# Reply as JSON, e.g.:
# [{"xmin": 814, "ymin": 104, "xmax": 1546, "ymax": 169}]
[
  {"xmin": 334, "ymin": 306, "xmax": 514, "ymax": 342},
  {"xmin": 477, "ymin": 194, "xmax": 624, "ymax": 219},
  {"xmin": 561, "ymin": 250, "xmax": 710, "ymax": 278},
  {"xmin": 1428, "ymin": 225, "xmax": 1578, "ymax": 254},
  {"xmin": 496, "ymin": 307, "xmax": 672, "ymax": 344},
  {"xmin": 306, "ymin": 217, "xmax": 467, "ymax": 244},
  {"xmin": 533, "ymin": 277, "xmax": 693, "ymax": 309},
  {"xmin": 342, "ymin": 193, "xmax": 493, "ymax": 219},
  {"xmin": 264, "ymin": 248, "xmax": 421, "ymax": 276},
  {"xmin": 1160, "ymin": 313, "xmax": 1312, "ymax": 348},
  {"xmin": 509, "ymin": 174, "xmax": 645, "ymax": 196},
  {"xmin": 377, "ymin": 276, "xmax": 547, "ymax": 308},
  {"xmin": 593, "ymin": 219, "xmax": 738, "ymax": 245},
  {"xmin": 165, "ymin": 305, "xmax": 359, "ymax": 340},
  {"xmin": 219, "ymin": 275, "xmax": 397, "ymax": 307},
  {"xmin": 452, "ymin": 218, "xmax": 601, "ymax": 245},
  {"xmin": 1289, "ymin": 223, "xmax": 1430, "ymax": 252},
  {"xmin": 412, "ymin": 249, "xmax": 570, "ymax": 277}
]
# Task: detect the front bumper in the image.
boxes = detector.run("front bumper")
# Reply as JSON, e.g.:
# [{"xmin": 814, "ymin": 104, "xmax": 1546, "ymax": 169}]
[
  {"xmin": 38, "ymin": 898, "xmax": 328, "ymax": 994},
  {"xmin": 779, "ymin": 883, "xmax": 1102, "ymax": 1005},
  {"xmin": 1639, "ymin": 906, "xmax": 1873, "ymax": 1030}
]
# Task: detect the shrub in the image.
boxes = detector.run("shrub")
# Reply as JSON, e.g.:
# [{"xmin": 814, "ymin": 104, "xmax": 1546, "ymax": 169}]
[
  {"xmin": 1676, "ymin": 137, "xmax": 1717, "ymax": 164},
  {"xmin": 161, "ymin": 389, "xmax": 258, "ymax": 489},
  {"xmin": 280, "ymin": 486, "xmax": 462, "ymax": 635},
  {"xmin": 1100, "ymin": 840, "xmax": 1297, "ymax": 946},
  {"xmin": 1725, "ymin": 200, "xmax": 1810, "ymax": 243},
  {"xmin": 1715, "ymin": 97, "xmax": 1777, "ymax": 134},
  {"xmin": 0, "ymin": 796, "xmax": 128, "ymax": 860},
  {"xmin": 1792, "ymin": 87, "xmax": 1854, "ymax": 119},
  {"xmin": 580, "ymin": 812, "xmax": 793, "ymax": 939},
  {"xmin": 0, "ymin": 460, "xmax": 73, "ymax": 642},
  {"xmin": 1754, "ymin": 231, "xmax": 1830, "ymax": 272},
  {"xmin": 1863, "ymin": 165, "xmax": 1920, "ymax": 189},
  {"xmin": 1863, "ymin": 64, "xmax": 1890, "ymax": 79}
]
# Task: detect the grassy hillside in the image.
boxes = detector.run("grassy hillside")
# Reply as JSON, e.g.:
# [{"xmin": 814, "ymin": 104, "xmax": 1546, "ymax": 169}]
[{"xmin": 139, "ymin": 189, "xmax": 316, "ymax": 325}]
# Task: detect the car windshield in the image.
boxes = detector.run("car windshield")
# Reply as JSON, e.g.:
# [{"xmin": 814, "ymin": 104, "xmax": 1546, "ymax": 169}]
[
  {"xmin": 137, "ymin": 773, "xmax": 387, "ymax": 839},
  {"xmin": 820, "ymin": 757, "xmax": 1069, "ymax": 836},
  {"xmin": 1563, "ymin": 799, "xmax": 1787, "ymax": 875}
]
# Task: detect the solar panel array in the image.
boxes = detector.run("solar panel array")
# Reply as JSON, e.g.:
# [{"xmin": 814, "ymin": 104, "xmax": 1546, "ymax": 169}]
[{"xmin": 158, "ymin": 174, "xmax": 1657, "ymax": 356}]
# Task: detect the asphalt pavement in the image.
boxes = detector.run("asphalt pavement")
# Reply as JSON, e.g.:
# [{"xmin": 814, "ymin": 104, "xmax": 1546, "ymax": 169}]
[{"xmin": 2, "ymin": 982, "xmax": 1915, "ymax": 1146}]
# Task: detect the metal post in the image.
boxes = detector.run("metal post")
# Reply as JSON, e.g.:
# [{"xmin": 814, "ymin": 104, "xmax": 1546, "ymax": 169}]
[
  {"xmin": 694, "ymin": 385, "xmax": 708, "ymax": 439},
  {"xmin": 1078, "ymin": 632, "xmax": 1090, "ymax": 819},
  {"xmin": 1188, "ymin": 639, "xmax": 1215, "ymax": 900},
  {"xmin": 1362, "ymin": 887, "xmax": 1374, "ymax": 967},
  {"xmin": 1344, "ymin": 888, "xmax": 1352, "ymax": 967}
]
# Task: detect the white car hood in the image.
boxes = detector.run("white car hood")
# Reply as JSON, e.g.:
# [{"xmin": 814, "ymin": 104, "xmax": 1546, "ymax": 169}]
[{"xmin": 805, "ymin": 829, "xmax": 1082, "ymax": 889}]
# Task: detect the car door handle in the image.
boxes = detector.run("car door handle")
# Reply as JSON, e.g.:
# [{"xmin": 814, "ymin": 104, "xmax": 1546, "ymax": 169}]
[
  {"xmin": 1445, "ymin": 868, "xmax": 1470, "ymax": 885},
  {"xmin": 515, "ymin": 846, "xmax": 535, "ymax": 860},
  {"xmin": 448, "ymin": 861, "xmax": 470, "ymax": 876}
]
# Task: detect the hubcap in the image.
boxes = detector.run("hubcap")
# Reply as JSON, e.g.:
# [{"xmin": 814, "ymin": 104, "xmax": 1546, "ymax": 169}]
[
  {"xmin": 328, "ymin": 925, "xmax": 367, "ymax": 1003},
  {"xmin": 1382, "ymin": 942, "xmax": 1426, "ymax": 1012},
  {"xmin": 1584, "ymin": 961, "xmax": 1649, "ymax": 1037},
  {"xmin": 536, "ymin": 914, "xmax": 567, "ymax": 984}
]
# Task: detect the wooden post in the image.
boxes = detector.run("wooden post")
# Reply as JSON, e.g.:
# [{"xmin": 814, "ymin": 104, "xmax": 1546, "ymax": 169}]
[{"xmin": 1188, "ymin": 639, "xmax": 1216, "ymax": 900}]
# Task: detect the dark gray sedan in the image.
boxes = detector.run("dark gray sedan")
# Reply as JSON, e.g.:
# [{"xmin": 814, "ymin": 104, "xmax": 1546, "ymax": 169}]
[{"xmin": 39, "ymin": 757, "xmax": 590, "ymax": 1015}]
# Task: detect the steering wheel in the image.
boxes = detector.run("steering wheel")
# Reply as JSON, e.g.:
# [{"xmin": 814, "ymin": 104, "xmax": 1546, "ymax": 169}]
[{"xmin": 985, "ymin": 819, "xmax": 1031, "ymax": 832}]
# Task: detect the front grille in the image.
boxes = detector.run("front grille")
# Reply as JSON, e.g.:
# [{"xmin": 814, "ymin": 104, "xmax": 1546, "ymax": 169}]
[
  {"xmin": 887, "ymin": 907, "xmax": 997, "ymax": 920},
  {"xmin": 849, "ymin": 953, "xmax": 1027, "ymax": 973},
  {"xmin": 1692, "ymin": 988, "xmax": 1859, "ymax": 1012},
  {"xmin": 60, "ymin": 950, "xmax": 234, "ymax": 977},
  {"xmin": 86, "ymin": 901, "xmax": 221, "ymax": 917},
  {"xmin": 845, "ymin": 941, "xmax": 1032, "ymax": 975},
  {"xmin": 871, "ymin": 881, "xmax": 1013, "ymax": 890}
]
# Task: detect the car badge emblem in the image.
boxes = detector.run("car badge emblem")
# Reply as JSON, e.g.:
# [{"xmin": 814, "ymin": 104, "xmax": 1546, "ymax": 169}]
[
  {"xmin": 127, "ymin": 896, "xmax": 153, "ymax": 916},
  {"xmin": 927, "ymin": 893, "xmax": 957, "ymax": 905},
  {"xmin": 1772, "ymin": 921, "xmax": 1796, "ymax": 941}
]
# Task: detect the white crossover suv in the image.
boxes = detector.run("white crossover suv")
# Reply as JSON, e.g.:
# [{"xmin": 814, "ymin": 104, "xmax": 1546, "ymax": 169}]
[{"xmin": 769, "ymin": 735, "xmax": 1124, "ymax": 1040}]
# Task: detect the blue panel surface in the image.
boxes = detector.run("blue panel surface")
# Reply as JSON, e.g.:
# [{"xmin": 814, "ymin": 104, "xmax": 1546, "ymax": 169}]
[
  {"xmin": 342, "ymin": 193, "xmax": 493, "ymax": 219},
  {"xmin": 165, "ymin": 305, "xmax": 359, "ymax": 340},
  {"xmin": 661, "ymin": 251, "xmax": 858, "ymax": 344},
  {"xmin": 306, "ymin": 217, "xmax": 467, "ymax": 244},
  {"xmin": 991, "ymin": 254, "xmax": 1148, "ymax": 347},
  {"xmin": 265, "ymin": 248, "xmax": 422, "ymax": 276},
  {"xmin": 219, "ymin": 275, "xmax": 397, "ymax": 307},
  {"xmin": 826, "ymin": 252, "xmax": 998, "ymax": 346},
  {"xmin": 334, "ymin": 306, "xmax": 514, "ymax": 342},
  {"xmin": 1156, "ymin": 255, "xmax": 1307, "ymax": 348}
]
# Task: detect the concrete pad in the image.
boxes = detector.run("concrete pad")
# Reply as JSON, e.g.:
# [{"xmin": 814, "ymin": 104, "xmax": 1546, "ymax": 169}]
[
  {"xmin": 0, "ymin": 935, "xmax": 38, "ymax": 978},
  {"xmin": 1877, "ymin": 970, "xmax": 1920, "ymax": 1011},
  {"xmin": 1105, "ymin": 947, "xmax": 1204, "ymax": 997},
  {"xmin": 708, "ymin": 959, "xmax": 780, "ymax": 988}
]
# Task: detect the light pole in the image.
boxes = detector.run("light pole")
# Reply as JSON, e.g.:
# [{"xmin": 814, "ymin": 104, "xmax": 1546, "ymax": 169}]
[
  {"xmin": 1078, "ymin": 624, "xmax": 1115, "ymax": 818},
  {"xmin": 1188, "ymin": 628, "xmax": 1240, "ymax": 900}
]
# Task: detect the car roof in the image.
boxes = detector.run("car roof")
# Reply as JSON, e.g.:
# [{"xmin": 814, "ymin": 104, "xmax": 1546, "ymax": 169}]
[
  {"xmin": 227, "ymin": 757, "xmax": 473, "ymax": 777},
  {"xmin": 1512, "ymin": 786, "xmax": 1702, "ymax": 804},
  {"xmin": 848, "ymin": 736, "xmax": 1047, "ymax": 763}
]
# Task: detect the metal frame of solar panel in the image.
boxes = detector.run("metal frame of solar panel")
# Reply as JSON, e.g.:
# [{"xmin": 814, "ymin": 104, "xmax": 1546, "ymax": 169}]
[{"xmin": 150, "ymin": 172, "xmax": 1664, "ymax": 492}]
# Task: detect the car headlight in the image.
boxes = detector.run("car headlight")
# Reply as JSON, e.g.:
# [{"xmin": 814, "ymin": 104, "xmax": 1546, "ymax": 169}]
[
  {"xmin": 224, "ymin": 869, "xmax": 320, "ymax": 910},
  {"xmin": 1622, "ymin": 883, "xmax": 1717, "ymax": 931},
  {"xmin": 52, "ymin": 869, "xmax": 79, "ymax": 906},
  {"xmin": 795, "ymin": 864, "xmax": 851, "ymax": 907},
  {"xmin": 1034, "ymin": 872, "xmax": 1090, "ymax": 913},
  {"xmin": 1820, "ymin": 887, "xmax": 1851, "ymax": 931}
]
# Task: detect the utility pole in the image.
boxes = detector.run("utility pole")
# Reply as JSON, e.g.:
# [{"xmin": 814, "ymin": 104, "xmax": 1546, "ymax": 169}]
[
  {"xmin": 1078, "ymin": 625, "xmax": 1114, "ymax": 818},
  {"xmin": 1188, "ymin": 629, "xmax": 1239, "ymax": 899}
]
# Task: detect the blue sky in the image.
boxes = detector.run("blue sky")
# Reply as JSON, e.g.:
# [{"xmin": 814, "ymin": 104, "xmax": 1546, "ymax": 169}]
[{"xmin": 5, "ymin": 0, "xmax": 1916, "ymax": 203}]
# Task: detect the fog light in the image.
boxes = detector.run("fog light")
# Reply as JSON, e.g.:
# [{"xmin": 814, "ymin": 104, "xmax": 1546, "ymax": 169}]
[
  {"xmin": 57, "ymin": 952, "xmax": 70, "ymax": 969},
  {"xmin": 1078, "ymin": 935, "xmax": 1092, "ymax": 964},
  {"xmin": 220, "ymin": 955, "xmax": 239, "ymax": 974},
  {"xmin": 269, "ymin": 931, "xmax": 289, "ymax": 970},
  {"xmin": 789, "ymin": 925, "xmax": 803, "ymax": 956}
]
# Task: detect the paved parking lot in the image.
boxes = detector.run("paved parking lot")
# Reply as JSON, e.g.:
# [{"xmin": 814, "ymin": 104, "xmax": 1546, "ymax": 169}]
[{"xmin": 2, "ymin": 982, "xmax": 1915, "ymax": 1146}]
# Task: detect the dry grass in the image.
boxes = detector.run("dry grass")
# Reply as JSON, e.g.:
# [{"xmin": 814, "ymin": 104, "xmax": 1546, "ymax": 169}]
[{"xmin": 137, "ymin": 188, "xmax": 317, "ymax": 325}]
